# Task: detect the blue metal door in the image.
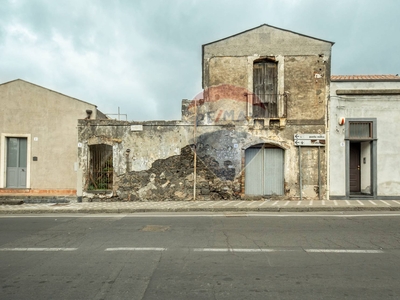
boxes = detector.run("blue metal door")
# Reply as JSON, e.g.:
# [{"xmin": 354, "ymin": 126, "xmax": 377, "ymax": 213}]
[
  {"xmin": 6, "ymin": 137, "xmax": 27, "ymax": 188},
  {"xmin": 245, "ymin": 147, "xmax": 284, "ymax": 195}
]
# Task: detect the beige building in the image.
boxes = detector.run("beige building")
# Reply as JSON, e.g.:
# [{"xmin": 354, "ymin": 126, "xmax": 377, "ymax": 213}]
[{"xmin": 0, "ymin": 79, "xmax": 103, "ymax": 198}]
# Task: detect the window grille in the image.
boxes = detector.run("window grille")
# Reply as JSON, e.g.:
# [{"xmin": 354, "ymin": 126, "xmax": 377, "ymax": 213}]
[
  {"xmin": 88, "ymin": 144, "xmax": 113, "ymax": 190},
  {"xmin": 349, "ymin": 122, "xmax": 372, "ymax": 139}
]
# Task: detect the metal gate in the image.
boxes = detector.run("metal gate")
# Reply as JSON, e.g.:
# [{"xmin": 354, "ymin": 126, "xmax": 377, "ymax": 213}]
[
  {"xmin": 245, "ymin": 146, "xmax": 284, "ymax": 195},
  {"xmin": 88, "ymin": 144, "xmax": 113, "ymax": 190}
]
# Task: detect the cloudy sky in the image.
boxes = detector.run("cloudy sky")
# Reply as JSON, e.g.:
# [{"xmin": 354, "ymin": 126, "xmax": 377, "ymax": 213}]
[{"xmin": 1, "ymin": 0, "xmax": 399, "ymax": 121}]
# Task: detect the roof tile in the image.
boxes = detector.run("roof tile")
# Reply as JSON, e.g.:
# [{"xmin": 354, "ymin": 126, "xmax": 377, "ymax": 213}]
[{"xmin": 331, "ymin": 75, "xmax": 400, "ymax": 81}]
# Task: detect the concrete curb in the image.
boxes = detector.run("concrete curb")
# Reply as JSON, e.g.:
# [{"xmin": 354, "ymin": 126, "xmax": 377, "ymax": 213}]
[{"xmin": 0, "ymin": 204, "xmax": 399, "ymax": 214}]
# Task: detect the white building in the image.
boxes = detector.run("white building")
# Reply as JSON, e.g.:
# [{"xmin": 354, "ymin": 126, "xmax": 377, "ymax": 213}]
[{"xmin": 329, "ymin": 75, "xmax": 400, "ymax": 199}]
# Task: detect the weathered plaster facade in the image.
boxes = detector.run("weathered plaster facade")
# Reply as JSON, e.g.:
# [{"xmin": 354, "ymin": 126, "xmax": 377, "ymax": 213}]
[
  {"xmin": 329, "ymin": 75, "xmax": 400, "ymax": 199},
  {"xmin": 0, "ymin": 79, "xmax": 102, "ymax": 197},
  {"xmin": 78, "ymin": 24, "xmax": 333, "ymax": 201}
]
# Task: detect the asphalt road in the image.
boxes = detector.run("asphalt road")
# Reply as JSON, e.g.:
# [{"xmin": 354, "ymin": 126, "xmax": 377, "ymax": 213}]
[{"xmin": 1, "ymin": 212, "xmax": 400, "ymax": 299}]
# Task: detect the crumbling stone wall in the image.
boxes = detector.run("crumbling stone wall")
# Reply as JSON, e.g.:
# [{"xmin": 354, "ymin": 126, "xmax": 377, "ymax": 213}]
[
  {"xmin": 78, "ymin": 25, "xmax": 332, "ymax": 201},
  {"xmin": 115, "ymin": 145, "xmax": 241, "ymax": 201}
]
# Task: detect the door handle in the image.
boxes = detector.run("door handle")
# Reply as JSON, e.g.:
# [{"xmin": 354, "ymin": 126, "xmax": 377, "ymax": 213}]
[{"xmin": 357, "ymin": 165, "xmax": 360, "ymax": 171}]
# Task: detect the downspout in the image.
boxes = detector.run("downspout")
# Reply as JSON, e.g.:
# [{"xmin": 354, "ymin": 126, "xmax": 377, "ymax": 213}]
[
  {"xmin": 193, "ymin": 98, "xmax": 197, "ymax": 201},
  {"xmin": 326, "ymin": 78, "xmax": 331, "ymax": 201}
]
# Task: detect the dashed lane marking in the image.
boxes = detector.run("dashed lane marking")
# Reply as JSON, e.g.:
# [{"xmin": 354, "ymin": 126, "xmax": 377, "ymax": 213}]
[
  {"xmin": 0, "ymin": 248, "xmax": 77, "ymax": 251},
  {"xmin": 105, "ymin": 247, "xmax": 166, "ymax": 251},
  {"xmin": 305, "ymin": 249, "xmax": 383, "ymax": 254}
]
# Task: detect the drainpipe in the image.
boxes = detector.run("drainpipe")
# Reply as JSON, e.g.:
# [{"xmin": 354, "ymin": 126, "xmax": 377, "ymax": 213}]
[
  {"xmin": 326, "ymin": 84, "xmax": 331, "ymax": 201},
  {"xmin": 299, "ymin": 146, "xmax": 302, "ymax": 201},
  {"xmin": 193, "ymin": 98, "xmax": 197, "ymax": 201},
  {"xmin": 318, "ymin": 146, "xmax": 321, "ymax": 200}
]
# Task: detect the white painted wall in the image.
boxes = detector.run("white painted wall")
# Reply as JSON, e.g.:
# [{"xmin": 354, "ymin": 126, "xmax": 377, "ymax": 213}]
[{"xmin": 329, "ymin": 79, "xmax": 400, "ymax": 197}]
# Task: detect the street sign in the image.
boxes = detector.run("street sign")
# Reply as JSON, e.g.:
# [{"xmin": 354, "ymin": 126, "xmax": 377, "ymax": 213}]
[
  {"xmin": 294, "ymin": 133, "xmax": 325, "ymax": 147},
  {"xmin": 294, "ymin": 139, "xmax": 325, "ymax": 146},
  {"xmin": 294, "ymin": 134, "xmax": 325, "ymax": 140}
]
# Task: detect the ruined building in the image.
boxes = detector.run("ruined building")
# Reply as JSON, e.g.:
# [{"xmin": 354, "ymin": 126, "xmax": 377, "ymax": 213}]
[{"xmin": 78, "ymin": 24, "xmax": 333, "ymax": 201}]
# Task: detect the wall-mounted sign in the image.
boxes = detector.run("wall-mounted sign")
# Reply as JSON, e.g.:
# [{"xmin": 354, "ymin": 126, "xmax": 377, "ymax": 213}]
[
  {"xmin": 294, "ymin": 133, "xmax": 325, "ymax": 147},
  {"xmin": 131, "ymin": 125, "xmax": 143, "ymax": 131}
]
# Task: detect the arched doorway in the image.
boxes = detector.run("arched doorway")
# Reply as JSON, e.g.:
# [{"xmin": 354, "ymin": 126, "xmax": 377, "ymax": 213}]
[{"xmin": 245, "ymin": 144, "xmax": 284, "ymax": 195}]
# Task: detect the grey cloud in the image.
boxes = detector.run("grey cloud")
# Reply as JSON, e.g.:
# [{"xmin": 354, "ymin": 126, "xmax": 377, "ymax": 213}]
[{"xmin": 1, "ymin": 0, "xmax": 399, "ymax": 121}]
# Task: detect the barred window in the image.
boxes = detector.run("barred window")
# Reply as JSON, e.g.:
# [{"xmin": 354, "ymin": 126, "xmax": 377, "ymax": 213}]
[
  {"xmin": 349, "ymin": 122, "xmax": 373, "ymax": 139},
  {"xmin": 88, "ymin": 144, "xmax": 113, "ymax": 190}
]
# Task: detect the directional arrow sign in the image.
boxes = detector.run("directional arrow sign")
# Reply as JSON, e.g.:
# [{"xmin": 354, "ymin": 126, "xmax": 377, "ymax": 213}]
[
  {"xmin": 294, "ymin": 133, "xmax": 326, "ymax": 147},
  {"xmin": 294, "ymin": 134, "xmax": 325, "ymax": 140},
  {"xmin": 294, "ymin": 139, "xmax": 325, "ymax": 146}
]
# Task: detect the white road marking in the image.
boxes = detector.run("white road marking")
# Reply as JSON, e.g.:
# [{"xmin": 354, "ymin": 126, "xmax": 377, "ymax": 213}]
[
  {"xmin": 2, "ymin": 213, "xmax": 400, "ymax": 218},
  {"xmin": 105, "ymin": 247, "xmax": 167, "ymax": 251},
  {"xmin": 0, "ymin": 248, "xmax": 77, "ymax": 251},
  {"xmin": 322, "ymin": 200, "xmax": 325, "ymax": 205},
  {"xmin": 345, "ymin": 200, "xmax": 351, "ymax": 205},
  {"xmin": 247, "ymin": 201, "xmax": 256, "ymax": 206},
  {"xmin": 333, "ymin": 200, "xmax": 338, "ymax": 206},
  {"xmin": 193, "ymin": 248, "xmax": 383, "ymax": 253},
  {"xmin": 209, "ymin": 201, "xmax": 223, "ymax": 207},
  {"xmin": 192, "ymin": 248, "xmax": 291, "ymax": 253},
  {"xmin": 272, "ymin": 201, "xmax": 279, "ymax": 206},
  {"xmin": 305, "ymin": 249, "xmax": 383, "ymax": 254},
  {"xmin": 284, "ymin": 201, "xmax": 290, "ymax": 206},
  {"xmin": 393, "ymin": 200, "xmax": 400, "ymax": 205},
  {"xmin": 234, "ymin": 201, "xmax": 245, "ymax": 207},
  {"xmin": 380, "ymin": 200, "xmax": 391, "ymax": 206},
  {"xmin": 195, "ymin": 202, "xmax": 210, "ymax": 207},
  {"xmin": 309, "ymin": 200, "xmax": 313, "ymax": 206},
  {"xmin": 297, "ymin": 201, "xmax": 302, "ymax": 206},
  {"xmin": 258, "ymin": 201, "xmax": 268, "ymax": 207},
  {"xmin": 356, "ymin": 200, "xmax": 364, "ymax": 205},
  {"xmin": 222, "ymin": 201, "xmax": 235, "ymax": 207},
  {"xmin": 369, "ymin": 200, "xmax": 377, "ymax": 205}
]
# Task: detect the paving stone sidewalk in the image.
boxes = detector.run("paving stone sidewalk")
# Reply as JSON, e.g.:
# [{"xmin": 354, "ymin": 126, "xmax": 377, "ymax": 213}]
[{"xmin": 1, "ymin": 199, "xmax": 400, "ymax": 214}]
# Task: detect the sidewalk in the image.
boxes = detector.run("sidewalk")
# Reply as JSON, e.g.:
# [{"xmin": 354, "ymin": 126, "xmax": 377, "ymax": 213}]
[{"xmin": 1, "ymin": 199, "xmax": 400, "ymax": 214}]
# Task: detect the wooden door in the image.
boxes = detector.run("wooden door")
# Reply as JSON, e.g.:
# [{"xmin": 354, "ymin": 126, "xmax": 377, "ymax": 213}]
[
  {"xmin": 350, "ymin": 143, "xmax": 361, "ymax": 193},
  {"xmin": 253, "ymin": 61, "xmax": 277, "ymax": 118}
]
